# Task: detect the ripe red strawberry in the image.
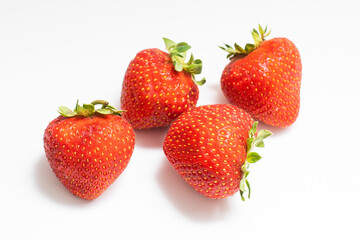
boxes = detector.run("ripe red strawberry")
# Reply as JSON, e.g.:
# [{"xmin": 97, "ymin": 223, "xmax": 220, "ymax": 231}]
[
  {"xmin": 220, "ymin": 25, "xmax": 302, "ymax": 127},
  {"xmin": 121, "ymin": 38, "xmax": 206, "ymax": 129},
  {"xmin": 43, "ymin": 100, "xmax": 135, "ymax": 200},
  {"xmin": 163, "ymin": 104, "xmax": 271, "ymax": 200}
]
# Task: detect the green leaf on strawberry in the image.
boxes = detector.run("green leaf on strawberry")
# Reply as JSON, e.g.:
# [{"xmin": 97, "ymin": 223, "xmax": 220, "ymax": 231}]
[
  {"xmin": 163, "ymin": 37, "xmax": 206, "ymax": 86},
  {"xmin": 220, "ymin": 24, "xmax": 271, "ymax": 59},
  {"xmin": 58, "ymin": 106, "xmax": 76, "ymax": 117},
  {"xmin": 163, "ymin": 104, "xmax": 271, "ymax": 200},
  {"xmin": 44, "ymin": 99, "xmax": 135, "ymax": 200},
  {"xmin": 58, "ymin": 100, "xmax": 124, "ymax": 118},
  {"xmin": 220, "ymin": 24, "xmax": 302, "ymax": 127},
  {"xmin": 240, "ymin": 121, "xmax": 272, "ymax": 201}
]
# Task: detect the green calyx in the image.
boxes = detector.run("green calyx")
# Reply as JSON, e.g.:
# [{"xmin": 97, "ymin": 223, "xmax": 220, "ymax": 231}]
[
  {"xmin": 220, "ymin": 24, "xmax": 271, "ymax": 60},
  {"xmin": 163, "ymin": 37, "xmax": 206, "ymax": 86},
  {"xmin": 239, "ymin": 121, "xmax": 272, "ymax": 201},
  {"xmin": 58, "ymin": 100, "xmax": 124, "ymax": 118}
]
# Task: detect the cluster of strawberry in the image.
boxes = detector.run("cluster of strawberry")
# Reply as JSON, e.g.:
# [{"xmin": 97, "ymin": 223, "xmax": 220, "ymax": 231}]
[{"xmin": 44, "ymin": 25, "xmax": 302, "ymax": 200}]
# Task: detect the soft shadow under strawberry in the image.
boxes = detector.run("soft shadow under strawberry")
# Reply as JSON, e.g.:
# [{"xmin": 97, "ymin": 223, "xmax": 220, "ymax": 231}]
[
  {"xmin": 207, "ymin": 83, "xmax": 230, "ymax": 105},
  {"xmin": 157, "ymin": 159, "xmax": 230, "ymax": 221},
  {"xmin": 134, "ymin": 127, "xmax": 169, "ymax": 148},
  {"xmin": 35, "ymin": 156, "xmax": 92, "ymax": 206},
  {"xmin": 257, "ymin": 121, "xmax": 292, "ymax": 135}
]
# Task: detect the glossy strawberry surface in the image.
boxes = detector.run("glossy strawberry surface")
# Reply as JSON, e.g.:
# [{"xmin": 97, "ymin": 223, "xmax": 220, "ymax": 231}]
[
  {"xmin": 221, "ymin": 37, "xmax": 302, "ymax": 127},
  {"xmin": 44, "ymin": 114, "xmax": 135, "ymax": 200},
  {"xmin": 163, "ymin": 104, "xmax": 254, "ymax": 199},
  {"xmin": 121, "ymin": 48, "xmax": 199, "ymax": 129}
]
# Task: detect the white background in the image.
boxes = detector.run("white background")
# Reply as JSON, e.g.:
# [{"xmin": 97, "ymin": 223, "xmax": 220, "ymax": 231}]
[{"xmin": 1, "ymin": 0, "xmax": 359, "ymax": 239}]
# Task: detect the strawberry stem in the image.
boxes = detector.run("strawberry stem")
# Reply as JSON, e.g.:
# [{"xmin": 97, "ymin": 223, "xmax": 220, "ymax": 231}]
[
  {"xmin": 163, "ymin": 37, "xmax": 206, "ymax": 86},
  {"xmin": 91, "ymin": 100, "xmax": 109, "ymax": 108},
  {"xmin": 239, "ymin": 121, "xmax": 272, "ymax": 201},
  {"xmin": 220, "ymin": 24, "xmax": 271, "ymax": 60},
  {"xmin": 58, "ymin": 100, "xmax": 124, "ymax": 118}
]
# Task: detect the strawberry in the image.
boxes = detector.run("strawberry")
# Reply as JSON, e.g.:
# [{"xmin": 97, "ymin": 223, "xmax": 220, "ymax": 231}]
[
  {"xmin": 43, "ymin": 100, "xmax": 135, "ymax": 200},
  {"xmin": 121, "ymin": 38, "xmax": 206, "ymax": 129},
  {"xmin": 163, "ymin": 104, "xmax": 271, "ymax": 200},
  {"xmin": 220, "ymin": 25, "xmax": 302, "ymax": 127}
]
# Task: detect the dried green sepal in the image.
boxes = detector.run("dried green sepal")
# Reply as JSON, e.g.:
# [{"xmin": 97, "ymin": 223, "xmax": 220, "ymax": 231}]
[
  {"xmin": 163, "ymin": 38, "xmax": 176, "ymax": 50},
  {"xmin": 220, "ymin": 24, "xmax": 271, "ymax": 59},
  {"xmin": 185, "ymin": 57, "xmax": 203, "ymax": 74},
  {"xmin": 163, "ymin": 37, "xmax": 206, "ymax": 86},
  {"xmin": 58, "ymin": 100, "xmax": 124, "ymax": 118},
  {"xmin": 247, "ymin": 152, "xmax": 262, "ymax": 163},
  {"xmin": 58, "ymin": 106, "xmax": 76, "ymax": 117},
  {"xmin": 239, "ymin": 121, "xmax": 272, "ymax": 201},
  {"xmin": 193, "ymin": 77, "xmax": 206, "ymax": 86},
  {"xmin": 96, "ymin": 108, "xmax": 113, "ymax": 115}
]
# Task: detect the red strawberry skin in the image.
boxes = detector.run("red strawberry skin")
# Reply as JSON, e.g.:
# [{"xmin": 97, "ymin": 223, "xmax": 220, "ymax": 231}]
[
  {"xmin": 44, "ymin": 114, "xmax": 135, "ymax": 200},
  {"xmin": 121, "ymin": 48, "xmax": 199, "ymax": 129},
  {"xmin": 163, "ymin": 104, "xmax": 254, "ymax": 199},
  {"xmin": 221, "ymin": 37, "xmax": 302, "ymax": 127}
]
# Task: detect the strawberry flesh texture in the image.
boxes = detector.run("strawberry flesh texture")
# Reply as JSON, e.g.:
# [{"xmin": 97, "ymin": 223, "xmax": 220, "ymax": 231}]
[
  {"xmin": 44, "ymin": 114, "xmax": 135, "ymax": 200},
  {"xmin": 163, "ymin": 104, "xmax": 254, "ymax": 199},
  {"xmin": 121, "ymin": 48, "xmax": 199, "ymax": 129},
  {"xmin": 221, "ymin": 38, "xmax": 302, "ymax": 127}
]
